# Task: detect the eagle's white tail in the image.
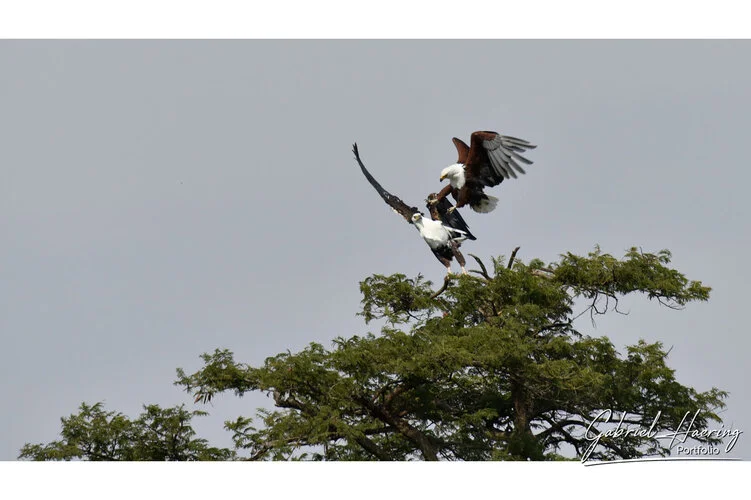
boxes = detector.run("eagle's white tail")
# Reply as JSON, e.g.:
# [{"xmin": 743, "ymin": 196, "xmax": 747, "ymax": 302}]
[{"xmin": 471, "ymin": 194, "xmax": 499, "ymax": 213}]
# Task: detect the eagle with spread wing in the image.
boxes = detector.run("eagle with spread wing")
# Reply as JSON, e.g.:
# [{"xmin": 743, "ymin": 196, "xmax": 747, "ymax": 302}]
[
  {"xmin": 353, "ymin": 143, "xmax": 475, "ymax": 275},
  {"xmin": 432, "ymin": 131, "xmax": 536, "ymax": 214}
]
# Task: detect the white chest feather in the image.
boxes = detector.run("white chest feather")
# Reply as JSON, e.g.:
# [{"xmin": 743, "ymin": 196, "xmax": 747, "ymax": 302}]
[
  {"xmin": 415, "ymin": 219, "xmax": 450, "ymax": 249},
  {"xmin": 449, "ymin": 165, "xmax": 466, "ymax": 189}
]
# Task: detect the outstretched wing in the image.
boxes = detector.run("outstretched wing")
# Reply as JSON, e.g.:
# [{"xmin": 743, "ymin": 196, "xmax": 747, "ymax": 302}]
[
  {"xmin": 465, "ymin": 131, "xmax": 536, "ymax": 187},
  {"xmin": 426, "ymin": 194, "xmax": 477, "ymax": 241},
  {"xmin": 353, "ymin": 143, "xmax": 419, "ymax": 223}
]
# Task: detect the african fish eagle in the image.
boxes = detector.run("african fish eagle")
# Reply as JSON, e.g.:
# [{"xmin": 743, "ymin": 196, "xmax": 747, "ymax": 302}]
[
  {"xmin": 353, "ymin": 144, "xmax": 476, "ymax": 275},
  {"xmin": 432, "ymin": 131, "xmax": 536, "ymax": 214}
]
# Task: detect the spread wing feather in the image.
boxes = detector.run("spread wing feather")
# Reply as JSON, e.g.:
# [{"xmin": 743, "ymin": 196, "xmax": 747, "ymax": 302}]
[
  {"xmin": 466, "ymin": 131, "xmax": 536, "ymax": 187},
  {"xmin": 353, "ymin": 143, "xmax": 419, "ymax": 223}
]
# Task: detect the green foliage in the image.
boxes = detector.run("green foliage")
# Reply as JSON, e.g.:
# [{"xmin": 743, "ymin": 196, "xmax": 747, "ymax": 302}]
[
  {"xmin": 172, "ymin": 246, "xmax": 725, "ymax": 461},
  {"xmin": 358, "ymin": 273, "xmax": 439, "ymax": 325},
  {"xmin": 19, "ymin": 402, "xmax": 235, "ymax": 461},
  {"xmin": 21, "ymin": 246, "xmax": 723, "ymax": 461},
  {"xmin": 554, "ymin": 246, "xmax": 710, "ymax": 311}
]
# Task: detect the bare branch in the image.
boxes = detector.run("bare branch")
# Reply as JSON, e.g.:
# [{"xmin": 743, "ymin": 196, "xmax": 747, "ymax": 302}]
[
  {"xmin": 355, "ymin": 395, "xmax": 440, "ymax": 461},
  {"xmin": 468, "ymin": 254, "xmax": 492, "ymax": 280},
  {"xmin": 657, "ymin": 297, "xmax": 684, "ymax": 310},
  {"xmin": 430, "ymin": 276, "xmax": 451, "ymax": 299},
  {"xmin": 507, "ymin": 246, "xmax": 521, "ymax": 269},
  {"xmin": 571, "ymin": 303, "xmax": 595, "ymax": 322}
]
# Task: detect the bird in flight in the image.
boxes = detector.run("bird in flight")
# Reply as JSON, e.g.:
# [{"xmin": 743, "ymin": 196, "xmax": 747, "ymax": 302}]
[
  {"xmin": 353, "ymin": 143, "xmax": 475, "ymax": 275},
  {"xmin": 432, "ymin": 131, "xmax": 536, "ymax": 214}
]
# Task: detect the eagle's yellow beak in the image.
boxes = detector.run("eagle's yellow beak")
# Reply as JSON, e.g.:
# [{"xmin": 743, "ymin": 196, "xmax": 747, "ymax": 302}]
[{"xmin": 439, "ymin": 174, "xmax": 446, "ymax": 181}]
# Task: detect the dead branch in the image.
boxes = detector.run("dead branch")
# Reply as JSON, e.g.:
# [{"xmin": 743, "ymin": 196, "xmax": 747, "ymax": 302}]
[
  {"xmin": 507, "ymin": 246, "xmax": 521, "ymax": 269},
  {"xmin": 468, "ymin": 253, "xmax": 491, "ymax": 280},
  {"xmin": 430, "ymin": 275, "xmax": 451, "ymax": 299}
]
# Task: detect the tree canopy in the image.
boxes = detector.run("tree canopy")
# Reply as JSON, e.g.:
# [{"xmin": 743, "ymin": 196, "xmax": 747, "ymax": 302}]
[
  {"xmin": 21, "ymin": 246, "xmax": 727, "ymax": 461},
  {"xmin": 19, "ymin": 402, "xmax": 235, "ymax": 461},
  {"xmin": 175, "ymin": 246, "xmax": 725, "ymax": 461}
]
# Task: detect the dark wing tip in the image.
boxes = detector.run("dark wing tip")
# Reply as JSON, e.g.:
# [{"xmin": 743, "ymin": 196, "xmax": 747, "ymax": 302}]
[
  {"xmin": 432, "ymin": 197, "xmax": 477, "ymax": 241},
  {"xmin": 353, "ymin": 143, "xmax": 418, "ymax": 223},
  {"xmin": 462, "ymin": 223, "xmax": 477, "ymax": 240}
]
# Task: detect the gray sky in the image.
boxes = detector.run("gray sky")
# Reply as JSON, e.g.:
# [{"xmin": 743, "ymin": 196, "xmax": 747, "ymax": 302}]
[{"xmin": 1, "ymin": 40, "xmax": 749, "ymax": 460}]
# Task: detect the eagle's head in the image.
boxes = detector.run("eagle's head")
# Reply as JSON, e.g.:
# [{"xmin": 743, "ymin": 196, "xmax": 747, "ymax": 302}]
[
  {"xmin": 440, "ymin": 164, "xmax": 466, "ymax": 188},
  {"xmin": 411, "ymin": 213, "xmax": 423, "ymax": 224}
]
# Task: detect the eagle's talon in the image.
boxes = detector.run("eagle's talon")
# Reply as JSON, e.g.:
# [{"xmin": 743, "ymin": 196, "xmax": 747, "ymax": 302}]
[{"xmin": 447, "ymin": 206, "xmax": 457, "ymax": 214}]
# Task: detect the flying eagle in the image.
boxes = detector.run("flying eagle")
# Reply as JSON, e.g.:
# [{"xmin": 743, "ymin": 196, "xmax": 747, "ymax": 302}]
[
  {"xmin": 353, "ymin": 143, "xmax": 475, "ymax": 275},
  {"xmin": 432, "ymin": 131, "xmax": 536, "ymax": 214}
]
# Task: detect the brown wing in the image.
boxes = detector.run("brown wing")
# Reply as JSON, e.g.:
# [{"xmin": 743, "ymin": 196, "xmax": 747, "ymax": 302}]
[
  {"xmin": 465, "ymin": 131, "xmax": 536, "ymax": 187},
  {"xmin": 353, "ymin": 143, "xmax": 419, "ymax": 223},
  {"xmin": 452, "ymin": 138, "xmax": 470, "ymax": 164}
]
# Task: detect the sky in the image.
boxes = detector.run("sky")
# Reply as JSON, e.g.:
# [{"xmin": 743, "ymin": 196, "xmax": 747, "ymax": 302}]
[{"xmin": 1, "ymin": 40, "xmax": 749, "ymax": 461}]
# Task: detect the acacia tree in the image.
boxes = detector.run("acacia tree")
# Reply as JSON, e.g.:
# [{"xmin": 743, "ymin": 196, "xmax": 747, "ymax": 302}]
[
  {"xmin": 173, "ymin": 246, "xmax": 727, "ymax": 461},
  {"xmin": 19, "ymin": 402, "xmax": 235, "ymax": 461}
]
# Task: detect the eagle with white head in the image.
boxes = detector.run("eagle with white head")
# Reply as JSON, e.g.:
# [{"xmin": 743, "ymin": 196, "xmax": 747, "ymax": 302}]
[{"xmin": 433, "ymin": 131, "xmax": 536, "ymax": 214}]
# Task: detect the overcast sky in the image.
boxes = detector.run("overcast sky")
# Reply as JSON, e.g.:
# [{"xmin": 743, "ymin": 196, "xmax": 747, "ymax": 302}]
[{"xmin": 1, "ymin": 40, "xmax": 749, "ymax": 460}]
